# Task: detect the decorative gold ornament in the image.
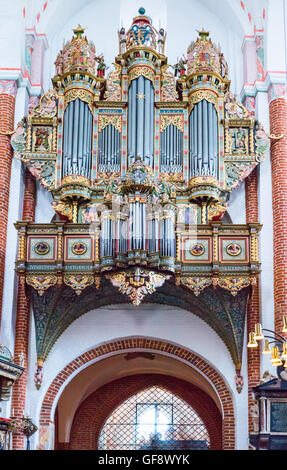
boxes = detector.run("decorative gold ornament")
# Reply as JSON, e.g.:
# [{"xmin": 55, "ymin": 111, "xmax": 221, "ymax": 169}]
[
  {"xmin": 105, "ymin": 63, "xmax": 122, "ymax": 101},
  {"xmin": 98, "ymin": 114, "xmax": 122, "ymax": 133},
  {"xmin": 161, "ymin": 64, "xmax": 177, "ymax": 102},
  {"xmin": 32, "ymin": 89, "xmax": 58, "ymax": 117},
  {"xmin": 180, "ymin": 277, "xmax": 212, "ymax": 296},
  {"xmin": 106, "ymin": 269, "xmax": 170, "ymax": 306},
  {"xmin": 128, "ymin": 66, "xmax": 155, "ymax": 88},
  {"xmin": 51, "ymin": 201, "xmax": 73, "ymax": 221},
  {"xmin": 64, "ymin": 89, "xmax": 94, "ymax": 113},
  {"xmin": 217, "ymin": 276, "xmax": 255, "ymax": 296},
  {"xmin": 63, "ymin": 274, "xmax": 94, "ymax": 295},
  {"xmin": 189, "ymin": 90, "xmax": 218, "ymax": 112},
  {"xmin": 160, "ymin": 115, "xmax": 183, "ymax": 133},
  {"xmin": 207, "ymin": 201, "xmax": 228, "ymax": 223}
]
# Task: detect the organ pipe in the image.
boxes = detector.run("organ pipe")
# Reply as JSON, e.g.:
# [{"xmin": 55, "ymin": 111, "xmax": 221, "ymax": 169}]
[
  {"xmin": 98, "ymin": 124, "xmax": 122, "ymax": 173},
  {"xmin": 63, "ymin": 98, "xmax": 93, "ymax": 179},
  {"xmin": 189, "ymin": 99, "xmax": 218, "ymax": 179},
  {"xmin": 128, "ymin": 76, "xmax": 154, "ymax": 167},
  {"xmin": 160, "ymin": 124, "xmax": 183, "ymax": 173}
]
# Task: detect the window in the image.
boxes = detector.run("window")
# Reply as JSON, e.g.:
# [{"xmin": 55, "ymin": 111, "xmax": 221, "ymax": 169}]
[{"xmin": 98, "ymin": 386, "xmax": 210, "ymax": 450}]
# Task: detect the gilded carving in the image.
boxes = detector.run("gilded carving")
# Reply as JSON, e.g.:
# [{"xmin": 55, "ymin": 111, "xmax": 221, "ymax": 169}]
[
  {"xmin": 32, "ymin": 89, "xmax": 58, "ymax": 117},
  {"xmin": 63, "ymin": 274, "xmax": 94, "ymax": 295},
  {"xmin": 161, "ymin": 64, "xmax": 177, "ymax": 102},
  {"xmin": 189, "ymin": 90, "xmax": 218, "ymax": 112},
  {"xmin": 106, "ymin": 269, "xmax": 170, "ymax": 306},
  {"xmin": 98, "ymin": 114, "xmax": 122, "ymax": 133},
  {"xmin": 160, "ymin": 115, "xmax": 183, "ymax": 133},
  {"xmin": 217, "ymin": 276, "xmax": 255, "ymax": 296},
  {"xmin": 26, "ymin": 275, "xmax": 58, "ymax": 296},
  {"xmin": 180, "ymin": 277, "xmax": 212, "ymax": 296},
  {"xmin": 128, "ymin": 66, "xmax": 155, "ymax": 88},
  {"xmin": 64, "ymin": 88, "xmax": 94, "ymax": 113},
  {"xmin": 105, "ymin": 63, "xmax": 122, "ymax": 101}
]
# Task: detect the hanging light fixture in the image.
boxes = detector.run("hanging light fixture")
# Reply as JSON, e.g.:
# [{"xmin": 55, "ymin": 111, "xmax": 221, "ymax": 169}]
[
  {"xmin": 283, "ymin": 316, "xmax": 287, "ymax": 333},
  {"xmin": 271, "ymin": 347, "xmax": 282, "ymax": 366},
  {"xmin": 247, "ymin": 332, "xmax": 258, "ymax": 348}
]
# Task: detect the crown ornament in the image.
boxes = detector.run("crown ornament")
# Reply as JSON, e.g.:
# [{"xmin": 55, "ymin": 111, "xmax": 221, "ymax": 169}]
[
  {"xmin": 54, "ymin": 24, "xmax": 98, "ymax": 76},
  {"xmin": 186, "ymin": 29, "xmax": 228, "ymax": 79}
]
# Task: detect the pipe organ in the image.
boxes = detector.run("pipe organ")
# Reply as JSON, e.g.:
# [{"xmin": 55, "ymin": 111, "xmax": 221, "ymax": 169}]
[{"xmin": 13, "ymin": 9, "xmax": 270, "ymax": 376}]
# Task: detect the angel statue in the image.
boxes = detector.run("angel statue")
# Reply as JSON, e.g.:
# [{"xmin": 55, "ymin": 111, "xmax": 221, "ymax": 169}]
[{"xmin": 33, "ymin": 89, "xmax": 58, "ymax": 117}]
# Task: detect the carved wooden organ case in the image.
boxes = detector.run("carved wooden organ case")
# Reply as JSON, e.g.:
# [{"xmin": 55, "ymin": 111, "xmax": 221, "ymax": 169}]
[{"xmin": 13, "ymin": 12, "xmax": 270, "ymax": 384}]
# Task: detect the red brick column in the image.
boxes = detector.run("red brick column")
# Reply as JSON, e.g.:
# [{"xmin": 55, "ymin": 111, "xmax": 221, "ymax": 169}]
[
  {"xmin": 0, "ymin": 87, "xmax": 16, "ymax": 327},
  {"xmin": 11, "ymin": 168, "xmax": 36, "ymax": 449},
  {"xmin": 245, "ymin": 168, "xmax": 261, "ymax": 435},
  {"xmin": 269, "ymin": 98, "xmax": 287, "ymax": 333}
]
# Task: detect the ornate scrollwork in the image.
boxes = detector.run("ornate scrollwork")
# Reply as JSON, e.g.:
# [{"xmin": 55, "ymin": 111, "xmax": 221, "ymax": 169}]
[
  {"xmin": 98, "ymin": 114, "xmax": 122, "ymax": 133},
  {"xmin": 215, "ymin": 276, "xmax": 256, "ymax": 296},
  {"xmin": 51, "ymin": 201, "xmax": 73, "ymax": 221},
  {"xmin": 189, "ymin": 90, "xmax": 218, "ymax": 112},
  {"xmin": 128, "ymin": 66, "xmax": 155, "ymax": 88},
  {"xmin": 23, "ymin": 160, "xmax": 56, "ymax": 189},
  {"xmin": 160, "ymin": 115, "xmax": 183, "ymax": 133},
  {"xmin": 207, "ymin": 201, "xmax": 228, "ymax": 223},
  {"xmin": 64, "ymin": 89, "xmax": 94, "ymax": 113}
]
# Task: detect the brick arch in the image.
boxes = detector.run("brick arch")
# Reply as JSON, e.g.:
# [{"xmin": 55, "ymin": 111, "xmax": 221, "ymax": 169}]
[
  {"xmin": 39, "ymin": 337, "xmax": 235, "ymax": 450},
  {"xmin": 68, "ymin": 374, "xmax": 222, "ymax": 450}
]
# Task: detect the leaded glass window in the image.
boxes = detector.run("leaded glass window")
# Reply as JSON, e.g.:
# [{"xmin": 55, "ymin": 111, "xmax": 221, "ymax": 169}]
[{"xmin": 98, "ymin": 386, "xmax": 210, "ymax": 450}]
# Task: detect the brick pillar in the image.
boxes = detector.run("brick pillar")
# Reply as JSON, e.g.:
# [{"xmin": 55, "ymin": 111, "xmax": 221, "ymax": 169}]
[
  {"xmin": 11, "ymin": 168, "xmax": 36, "ymax": 449},
  {"xmin": 245, "ymin": 167, "xmax": 260, "ymax": 435},
  {"xmin": 0, "ymin": 85, "xmax": 17, "ymax": 327},
  {"xmin": 269, "ymin": 98, "xmax": 287, "ymax": 333}
]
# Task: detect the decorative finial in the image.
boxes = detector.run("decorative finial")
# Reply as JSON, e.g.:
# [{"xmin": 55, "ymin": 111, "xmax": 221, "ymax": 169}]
[
  {"xmin": 139, "ymin": 7, "xmax": 146, "ymax": 15},
  {"xmin": 197, "ymin": 28, "xmax": 210, "ymax": 40},
  {"xmin": 73, "ymin": 24, "xmax": 86, "ymax": 38}
]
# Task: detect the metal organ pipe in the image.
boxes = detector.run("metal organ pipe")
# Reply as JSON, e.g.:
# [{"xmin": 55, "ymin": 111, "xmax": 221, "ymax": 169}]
[
  {"xmin": 189, "ymin": 99, "xmax": 219, "ymax": 179},
  {"xmin": 127, "ymin": 76, "xmax": 154, "ymax": 167},
  {"xmin": 160, "ymin": 124, "xmax": 183, "ymax": 173},
  {"xmin": 98, "ymin": 124, "xmax": 122, "ymax": 173},
  {"xmin": 63, "ymin": 98, "xmax": 93, "ymax": 179}
]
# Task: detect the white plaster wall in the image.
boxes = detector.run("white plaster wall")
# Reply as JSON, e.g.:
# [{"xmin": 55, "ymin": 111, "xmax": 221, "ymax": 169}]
[
  {"xmin": 35, "ymin": 181, "xmax": 55, "ymax": 223},
  {"xmin": 227, "ymin": 182, "xmax": 246, "ymax": 225},
  {"xmin": 265, "ymin": 0, "xmax": 287, "ymax": 72},
  {"xmin": 0, "ymin": 1, "xmax": 25, "ymax": 72},
  {"xmin": 25, "ymin": 303, "xmax": 250, "ymax": 449},
  {"xmin": 256, "ymin": 91, "xmax": 276, "ymax": 376}
]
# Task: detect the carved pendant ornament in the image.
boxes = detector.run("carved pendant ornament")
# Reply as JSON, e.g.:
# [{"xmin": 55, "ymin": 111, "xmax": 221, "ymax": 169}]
[{"xmin": 106, "ymin": 269, "xmax": 170, "ymax": 306}]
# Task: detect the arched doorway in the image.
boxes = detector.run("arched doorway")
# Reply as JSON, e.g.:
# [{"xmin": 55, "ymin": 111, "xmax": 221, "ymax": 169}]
[
  {"xmin": 98, "ymin": 385, "xmax": 211, "ymax": 450},
  {"xmin": 39, "ymin": 337, "xmax": 235, "ymax": 450}
]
